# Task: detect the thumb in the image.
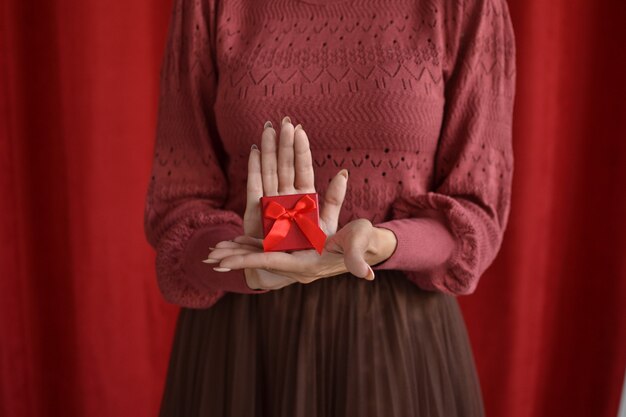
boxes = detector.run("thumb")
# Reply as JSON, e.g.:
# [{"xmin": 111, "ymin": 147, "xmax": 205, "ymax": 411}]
[
  {"xmin": 319, "ymin": 169, "xmax": 348, "ymax": 234},
  {"xmin": 343, "ymin": 233, "xmax": 375, "ymax": 281}
]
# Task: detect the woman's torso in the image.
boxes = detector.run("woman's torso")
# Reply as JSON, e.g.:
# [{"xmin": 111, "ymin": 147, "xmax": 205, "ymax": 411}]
[{"xmin": 210, "ymin": 0, "xmax": 449, "ymax": 227}]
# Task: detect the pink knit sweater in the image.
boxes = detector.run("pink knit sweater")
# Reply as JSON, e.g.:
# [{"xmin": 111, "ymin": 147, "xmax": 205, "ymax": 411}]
[{"xmin": 143, "ymin": 0, "xmax": 516, "ymax": 308}]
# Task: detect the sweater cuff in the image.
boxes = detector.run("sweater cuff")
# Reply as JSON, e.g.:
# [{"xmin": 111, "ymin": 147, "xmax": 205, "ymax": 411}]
[
  {"xmin": 182, "ymin": 224, "xmax": 269, "ymax": 294},
  {"xmin": 371, "ymin": 215, "xmax": 457, "ymax": 273}
]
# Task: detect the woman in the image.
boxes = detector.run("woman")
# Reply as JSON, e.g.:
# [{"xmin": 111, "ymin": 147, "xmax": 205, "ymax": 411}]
[{"xmin": 143, "ymin": 0, "xmax": 516, "ymax": 415}]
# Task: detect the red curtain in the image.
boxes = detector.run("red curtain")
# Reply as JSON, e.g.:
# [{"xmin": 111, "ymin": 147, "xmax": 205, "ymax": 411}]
[{"xmin": 2, "ymin": 0, "xmax": 625, "ymax": 416}]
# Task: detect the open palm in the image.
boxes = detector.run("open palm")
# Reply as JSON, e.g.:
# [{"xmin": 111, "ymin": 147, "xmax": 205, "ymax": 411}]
[
  {"xmin": 243, "ymin": 117, "xmax": 346, "ymax": 239},
  {"xmin": 212, "ymin": 117, "xmax": 350, "ymax": 290}
]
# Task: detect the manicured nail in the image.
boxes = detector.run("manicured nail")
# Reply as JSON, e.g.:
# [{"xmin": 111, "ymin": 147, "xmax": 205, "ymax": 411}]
[
  {"xmin": 264, "ymin": 121, "xmax": 272, "ymax": 129},
  {"xmin": 338, "ymin": 169, "xmax": 349, "ymax": 179},
  {"xmin": 281, "ymin": 116, "xmax": 291, "ymax": 125},
  {"xmin": 213, "ymin": 267, "xmax": 231, "ymax": 272},
  {"xmin": 365, "ymin": 265, "xmax": 375, "ymax": 281},
  {"xmin": 251, "ymin": 144, "xmax": 258, "ymax": 150},
  {"xmin": 202, "ymin": 258, "xmax": 219, "ymax": 264}
]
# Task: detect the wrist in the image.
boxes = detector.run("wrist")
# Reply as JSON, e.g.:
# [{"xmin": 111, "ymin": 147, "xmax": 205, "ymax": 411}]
[{"xmin": 368, "ymin": 226, "xmax": 398, "ymax": 266}]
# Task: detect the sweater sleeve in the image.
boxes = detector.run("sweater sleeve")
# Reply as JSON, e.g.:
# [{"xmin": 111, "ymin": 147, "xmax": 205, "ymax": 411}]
[
  {"xmin": 371, "ymin": 0, "xmax": 516, "ymax": 295},
  {"xmin": 143, "ymin": 0, "xmax": 266, "ymax": 309}
]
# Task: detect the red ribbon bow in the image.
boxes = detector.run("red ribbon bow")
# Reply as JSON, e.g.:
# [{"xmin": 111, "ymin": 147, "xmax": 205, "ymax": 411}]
[{"xmin": 263, "ymin": 194, "xmax": 327, "ymax": 254}]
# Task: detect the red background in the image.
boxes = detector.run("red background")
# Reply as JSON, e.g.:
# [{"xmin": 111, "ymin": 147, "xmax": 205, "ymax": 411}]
[{"xmin": 2, "ymin": 0, "xmax": 625, "ymax": 416}]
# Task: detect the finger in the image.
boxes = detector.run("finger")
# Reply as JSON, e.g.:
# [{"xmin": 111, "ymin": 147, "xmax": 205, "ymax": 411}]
[
  {"xmin": 211, "ymin": 240, "xmax": 263, "ymax": 254},
  {"xmin": 261, "ymin": 122, "xmax": 279, "ymax": 196},
  {"xmin": 278, "ymin": 116, "xmax": 296, "ymax": 194},
  {"xmin": 219, "ymin": 251, "xmax": 306, "ymax": 273},
  {"xmin": 244, "ymin": 144, "xmax": 263, "ymax": 231},
  {"xmin": 207, "ymin": 247, "xmax": 261, "ymax": 261},
  {"xmin": 293, "ymin": 125, "xmax": 315, "ymax": 192},
  {"xmin": 343, "ymin": 233, "xmax": 373, "ymax": 280},
  {"xmin": 319, "ymin": 169, "xmax": 349, "ymax": 234},
  {"xmin": 214, "ymin": 240, "xmax": 238, "ymax": 249},
  {"xmin": 233, "ymin": 235, "xmax": 264, "ymax": 248},
  {"xmin": 214, "ymin": 240, "xmax": 261, "ymax": 250}
]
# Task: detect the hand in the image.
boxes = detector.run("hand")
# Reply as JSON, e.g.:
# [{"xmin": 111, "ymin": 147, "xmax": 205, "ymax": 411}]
[
  {"xmin": 324, "ymin": 219, "xmax": 398, "ymax": 279},
  {"xmin": 210, "ymin": 235, "xmax": 350, "ymax": 284},
  {"xmin": 208, "ymin": 219, "xmax": 397, "ymax": 284},
  {"xmin": 242, "ymin": 117, "xmax": 346, "ymax": 237},
  {"xmin": 210, "ymin": 116, "xmax": 349, "ymax": 290}
]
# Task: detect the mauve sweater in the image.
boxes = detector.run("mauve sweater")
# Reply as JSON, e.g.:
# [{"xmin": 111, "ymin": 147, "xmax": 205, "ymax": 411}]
[{"xmin": 143, "ymin": 0, "xmax": 516, "ymax": 308}]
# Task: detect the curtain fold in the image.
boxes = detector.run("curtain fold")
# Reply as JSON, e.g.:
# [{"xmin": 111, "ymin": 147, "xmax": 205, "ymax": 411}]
[{"xmin": 1, "ymin": 0, "xmax": 625, "ymax": 416}]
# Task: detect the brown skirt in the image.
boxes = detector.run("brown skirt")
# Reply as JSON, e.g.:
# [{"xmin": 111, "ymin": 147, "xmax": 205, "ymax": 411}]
[{"xmin": 158, "ymin": 270, "xmax": 485, "ymax": 417}]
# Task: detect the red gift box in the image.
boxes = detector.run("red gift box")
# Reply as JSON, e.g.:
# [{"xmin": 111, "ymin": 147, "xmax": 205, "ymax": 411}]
[{"xmin": 260, "ymin": 192, "xmax": 327, "ymax": 254}]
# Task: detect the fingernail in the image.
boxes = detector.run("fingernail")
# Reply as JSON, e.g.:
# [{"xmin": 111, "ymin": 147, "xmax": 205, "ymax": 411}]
[
  {"xmin": 294, "ymin": 123, "xmax": 302, "ymax": 131},
  {"xmin": 264, "ymin": 121, "xmax": 272, "ymax": 129},
  {"xmin": 365, "ymin": 265, "xmax": 375, "ymax": 281},
  {"xmin": 339, "ymin": 169, "xmax": 349, "ymax": 179},
  {"xmin": 281, "ymin": 116, "xmax": 291, "ymax": 125},
  {"xmin": 251, "ymin": 144, "xmax": 258, "ymax": 150},
  {"xmin": 202, "ymin": 258, "xmax": 220, "ymax": 264},
  {"xmin": 208, "ymin": 247, "xmax": 216, "ymax": 250},
  {"xmin": 213, "ymin": 267, "xmax": 231, "ymax": 272}
]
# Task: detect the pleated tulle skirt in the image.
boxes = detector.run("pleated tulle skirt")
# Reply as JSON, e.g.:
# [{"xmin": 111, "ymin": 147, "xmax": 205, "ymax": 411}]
[{"xmin": 158, "ymin": 270, "xmax": 485, "ymax": 417}]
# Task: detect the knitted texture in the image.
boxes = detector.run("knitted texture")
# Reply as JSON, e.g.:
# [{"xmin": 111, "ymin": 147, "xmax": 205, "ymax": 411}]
[{"xmin": 143, "ymin": 0, "xmax": 516, "ymax": 308}]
